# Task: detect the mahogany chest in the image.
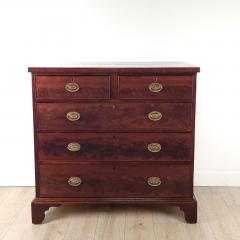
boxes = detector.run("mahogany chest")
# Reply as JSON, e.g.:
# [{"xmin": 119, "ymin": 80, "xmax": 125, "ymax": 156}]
[{"xmin": 29, "ymin": 62, "xmax": 200, "ymax": 224}]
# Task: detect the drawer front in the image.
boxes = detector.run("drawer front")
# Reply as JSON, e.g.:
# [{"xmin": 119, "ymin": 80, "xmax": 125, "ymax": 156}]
[
  {"xmin": 37, "ymin": 133, "xmax": 192, "ymax": 162},
  {"xmin": 36, "ymin": 103, "xmax": 192, "ymax": 131},
  {"xmin": 119, "ymin": 75, "xmax": 193, "ymax": 100},
  {"xmin": 39, "ymin": 163, "xmax": 192, "ymax": 197},
  {"xmin": 35, "ymin": 76, "xmax": 110, "ymax": 100}
]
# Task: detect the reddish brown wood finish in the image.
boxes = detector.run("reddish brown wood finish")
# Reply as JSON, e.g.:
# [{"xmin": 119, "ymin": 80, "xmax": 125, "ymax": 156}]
[
  {"xmin": 39, "ymin": 163, "xmax": 192, "ymax": 198},
  {"xmin": 28, "ymin": 62, "xmax": 200, "ymax": 75},
  {"xmin": 35, "ymin": 75, "xmax": 110, "ymax": 100},
  {"xmin": 37, "ymin": 132, "xmax": 193, "ymax": 162},
  {"xmin": 119, "ymin": 75, "xmax": 193, "ymax": 100},
  {"xmin": 31, "ymin": 196, "xmax": 197, "ymax": 224},
  {"xmin": 31, "ymin": 201, "xmax": 61, "ymax": 224},
  {"xmin": 180, "ymin": 196, "xmax": 197, "ymax": 223},
  {"xmin": 36, "ymin": 102, "xmax": 192, "ymax": 132},
  {"xmin": 29, "ymin": 63, "xmax": 199, "ymax": 224}
]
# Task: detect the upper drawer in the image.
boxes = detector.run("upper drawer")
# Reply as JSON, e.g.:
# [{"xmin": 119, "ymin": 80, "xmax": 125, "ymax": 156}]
[
  {"xmin": 35, "ymin": 76, "xmax": 110, "ymax": 100},
  {"xmin": 119, "ymin": 75, "xmax": 193, "ymax": 100}
]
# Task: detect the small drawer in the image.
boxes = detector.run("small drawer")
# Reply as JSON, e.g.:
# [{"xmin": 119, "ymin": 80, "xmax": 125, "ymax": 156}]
[
  {"xmin": 119, "ymin": 75, "xmax": 193, "ymax": 100},
  {"xmin": 36, "ymin": 102, "xmax": 192, "ymax": 132},
  {"xmin": 35, "ymin": 75, "xmax": 110, "ymax": 100},
  {"xmin": 39, "ymin": 163, "xmax": 192, "ymax": 198},
  {"xmin": 37, "ymin": 133, "xmax": 193, "ymax": 162}
]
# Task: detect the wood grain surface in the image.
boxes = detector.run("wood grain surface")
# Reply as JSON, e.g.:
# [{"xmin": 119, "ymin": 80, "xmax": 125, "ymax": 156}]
[
  {"xmin": 35, "ymin": 75, "xmax": 110, "ymax": 100},
  {"xmin": 36, "ymin": 102, "xmax": 192, "ymax": 132},
  {"xmin": 37, "ymin": 132, "xmax": 193, "ymax": 162},
  {"xmin": 38, "ymin": 163, "xmax": 192, "ymax": 198},
  {"xmin": 119, "ymin": 75, "xmax": 193, "ymax": 100}
]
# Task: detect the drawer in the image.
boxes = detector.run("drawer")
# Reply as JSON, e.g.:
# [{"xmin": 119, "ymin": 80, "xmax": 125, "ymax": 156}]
[
  {"xmin": 36, "ymin": 103, "xmax": 192, "ymax": 131},
  {"xmin": 39, "ymin": 163, "xmax": 192, "ymax": 197},
  {"xmin": 37, "ymin": 133, "xmax": 192, "ymax": 162},
  {"xmin": 35, "ymin": 75, "xmax": 110, "ymax": 100},
  {"xmin": 119, "ymin": 75, "xmax": 193, "ymax": 100}
]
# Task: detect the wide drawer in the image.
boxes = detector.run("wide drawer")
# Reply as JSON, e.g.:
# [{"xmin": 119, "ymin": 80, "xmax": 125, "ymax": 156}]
[
  {"xmin": 39, "ymin": 163, "xmax": 192, "ymax": 197},
  {"xmin": 36, "ymin": 103, "xmax": 192, "ymax": 131},
  {"xmin": 35, "ymin": 75, "xmax": 110, "ymax": 100},
  {"xmin": 119, "ymin": 75, "xmax": 193, "ymax": 100},
  {"xmin": 37, "ymin": 133, "xmax": 192, "ymax": 162}
]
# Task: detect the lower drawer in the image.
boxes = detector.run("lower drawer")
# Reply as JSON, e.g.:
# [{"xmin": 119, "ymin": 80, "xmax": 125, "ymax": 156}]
[{"xmin": 39, "ymin": 163, "xmax": 192, "ymax": 198}]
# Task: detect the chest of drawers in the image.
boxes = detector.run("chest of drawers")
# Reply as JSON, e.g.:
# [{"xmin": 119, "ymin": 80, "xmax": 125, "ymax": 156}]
[{"xmin": 29, "ymin": 62, "xmax": 200, "ymax": 224}]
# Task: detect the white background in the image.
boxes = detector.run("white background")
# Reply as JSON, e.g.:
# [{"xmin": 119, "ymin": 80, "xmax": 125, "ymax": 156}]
[{"xmin": 0, "ymin": 0, "xmax": 239, "ymax": 186}]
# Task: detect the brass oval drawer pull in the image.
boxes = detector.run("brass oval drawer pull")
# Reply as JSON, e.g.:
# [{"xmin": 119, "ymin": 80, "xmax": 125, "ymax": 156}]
[
  {"xmin": 147, "ymin": 143, "xmax": 161, "ymax": 152},
  {"xmin": 149, "ymin": 82, "xmax": 163, "ymax": 93},
  {"xmin": 148, "ymin": 111, "xmax": 162, "ymax": 121},
  {"xmin": 68, "ymin": 176, "xmax": 82, "ymax": 187},
  {"xmin": 67, "ymin": 142, "xmax": 81, "ymax": 152},
  {"xmin": 66, "ymin": 111, "xmax": 80, "ymax": 121},
  {"xmin": 65, "ymin": 82, "xmax": 80, "ymax": 92},
  {"xmin": 147, "ymin": 177, "xmax": 161, "ymax": 187}
]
